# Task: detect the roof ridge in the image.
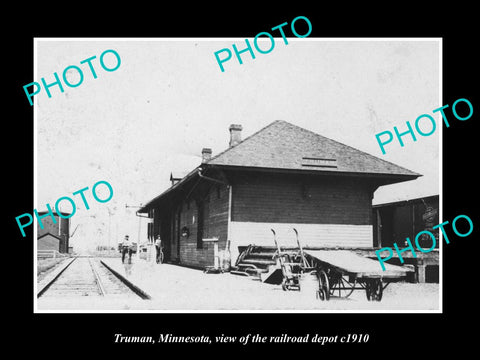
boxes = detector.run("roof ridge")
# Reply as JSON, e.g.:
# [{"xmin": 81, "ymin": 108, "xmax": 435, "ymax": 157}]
[{"xmin": 205, "ymin": 120, "xmax": 285, "ymax": 164}]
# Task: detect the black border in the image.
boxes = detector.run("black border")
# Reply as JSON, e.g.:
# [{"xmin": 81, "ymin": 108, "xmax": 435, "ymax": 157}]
[{"xmin": 8, "ymin": 5, "xmax": 479, "ymax": 355}]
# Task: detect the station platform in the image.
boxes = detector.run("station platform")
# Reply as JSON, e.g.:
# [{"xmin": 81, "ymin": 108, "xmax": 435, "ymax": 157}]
[{"xmin": 98, "ymin": 256, "xmax": 281, "ymax": 310}]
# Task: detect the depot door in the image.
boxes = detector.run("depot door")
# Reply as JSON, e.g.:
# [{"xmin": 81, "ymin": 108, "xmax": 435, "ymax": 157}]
[{"xmin": 160, "ymin": 215, "xmax": 172, "ymax": 262}]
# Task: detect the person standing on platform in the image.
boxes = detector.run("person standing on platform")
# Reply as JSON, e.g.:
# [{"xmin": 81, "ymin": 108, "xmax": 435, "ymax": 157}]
[
  {"xmin": 155, "ymin": 235, "xmax": 163, "ymax": 264},
  {"xmin": 121, "ymin": 235, "xmax": 132, "ymax": 264}
]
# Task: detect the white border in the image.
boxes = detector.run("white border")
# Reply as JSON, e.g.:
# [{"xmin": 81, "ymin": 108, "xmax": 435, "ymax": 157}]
[{"xmin": 33, "ymin": 37, "xmax": 443, "ymax": 314}]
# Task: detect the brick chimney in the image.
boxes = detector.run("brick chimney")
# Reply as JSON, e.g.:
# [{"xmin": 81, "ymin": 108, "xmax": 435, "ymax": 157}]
[
  {"xmin": 229, "ymin": 124, "xmax": 243, "ymax": 147},
  {"xmin": 201, "ymin": 148, "xmax": 212, "ymax": 163}
]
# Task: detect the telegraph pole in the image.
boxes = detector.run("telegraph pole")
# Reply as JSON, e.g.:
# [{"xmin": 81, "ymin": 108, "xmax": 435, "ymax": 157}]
[{"xmin": 107, "ymin": 207, "xmax": 113, "ymax": 255}]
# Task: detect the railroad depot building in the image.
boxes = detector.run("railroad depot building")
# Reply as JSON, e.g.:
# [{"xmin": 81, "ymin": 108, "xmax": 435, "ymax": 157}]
[{"xmin": 138, "ymin": 120, "xmax": 420, "ymax": 272}]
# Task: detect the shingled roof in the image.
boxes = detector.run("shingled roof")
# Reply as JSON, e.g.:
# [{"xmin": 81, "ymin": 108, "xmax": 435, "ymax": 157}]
[
  {"xmin": 139, "ymin": 120, "xmax": 420, "ymax": 213},
  {"xmin": 206, "ymin": 120, "xmax": 420, "ymax": 177}
]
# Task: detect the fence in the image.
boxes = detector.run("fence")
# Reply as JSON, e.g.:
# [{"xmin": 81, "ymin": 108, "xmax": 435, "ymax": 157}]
[{"xmin": 37, "ymin": 250, "xmax": 68, "ymax": 259}]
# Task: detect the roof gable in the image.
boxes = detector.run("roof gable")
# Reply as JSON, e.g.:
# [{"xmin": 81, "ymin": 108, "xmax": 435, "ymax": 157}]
[
  {"xmin": 38, "ymin": 232, "xmax": 63, "ymax": 241},
  {"xmin": 207, "ymin": 120, "xmax": 419, "ymax": 176}
]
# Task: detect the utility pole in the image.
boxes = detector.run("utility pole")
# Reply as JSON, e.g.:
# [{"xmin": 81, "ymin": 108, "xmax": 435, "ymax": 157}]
[{"xmin": 107, "ymin": 207, "xmax": 113, "ymax": 255}]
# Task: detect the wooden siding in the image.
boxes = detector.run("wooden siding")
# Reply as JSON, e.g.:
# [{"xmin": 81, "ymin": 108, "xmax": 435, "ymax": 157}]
[
  {"xmin": 174, "ymin": 184, "xmax": 230, "ymax": 268},
  {"xmin": 229, "ymin": 221, "xmax": 373, "ymax": 261},
  {"xmin": 154, "ymin": 171, "xmax": 376, "ymax": 268},
  {"xmin": 231, "ymin": 172, "xmax": 373, "ymax": 225},
  {"xmin": 170, "ymin": 207, "xmax": 180, "ymax": 263},
  {"xmin": 38, "ymin": 234, "xmax": 61, "ymax": 251},
  {"xmin": 206, "ymin": 185, "xmax": 230, "ymax": 253}
]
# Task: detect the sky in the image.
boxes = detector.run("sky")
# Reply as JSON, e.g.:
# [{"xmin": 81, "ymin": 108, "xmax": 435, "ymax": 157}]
[{"xmin": 35, "ymin": 38, "xmax": 441, "ymax": 252}]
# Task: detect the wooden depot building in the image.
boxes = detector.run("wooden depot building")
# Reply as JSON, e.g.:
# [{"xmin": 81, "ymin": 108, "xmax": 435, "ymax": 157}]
[{"xmin": 138, "ymin": 120, "xmax": 420, "ymax": 271}]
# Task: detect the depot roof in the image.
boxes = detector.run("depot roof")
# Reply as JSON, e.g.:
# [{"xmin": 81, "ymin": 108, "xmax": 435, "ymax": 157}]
[
  {"xmin": 207, "ymin": 120, "xmax": 419, "ymax": 176},
  {"xmin": 139, "ymin": 120, "xmax": 420, "ymax": 213}
]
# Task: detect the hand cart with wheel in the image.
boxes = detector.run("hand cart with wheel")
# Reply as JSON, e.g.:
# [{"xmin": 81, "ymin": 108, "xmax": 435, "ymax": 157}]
[
  {"xmin": 304, "ymin": 249, "xmax": 412, "ymax": 302},
  {"xmin": 270, "ymin": 228, "xmax": 315, "ymax": 291}
]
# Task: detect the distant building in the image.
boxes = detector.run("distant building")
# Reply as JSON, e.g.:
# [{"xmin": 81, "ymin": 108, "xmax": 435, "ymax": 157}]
[
  {"xmin": 37, "ymin": 211, "xmax": 70, "ymax": 253},
  {"xmin": 37, "ymin": 233, "xmax": 63, "ymax": 251},
  {"xmin": 373, "ymin": 194, "xmax": 439, "ymax": 282}
]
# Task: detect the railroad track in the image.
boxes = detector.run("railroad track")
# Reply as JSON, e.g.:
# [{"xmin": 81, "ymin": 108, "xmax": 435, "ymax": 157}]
[{"xmin": 38, "ymin": 257, "xmax": 149, "ymax": 299}]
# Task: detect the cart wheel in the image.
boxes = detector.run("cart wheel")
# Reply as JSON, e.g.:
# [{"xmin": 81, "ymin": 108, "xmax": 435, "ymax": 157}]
[
  {"xmin": 294, "ymin": 277, "xmax": 301, "ymax": 291},
  {"xmin": 316, "ymin": 288, "xmax": 326, "ymax": 301},
  {"xmin": 281, "ymin": 280, "xmax": 288, "ymax": 291},
  {"xmin": 365, "ymin": 279, "xmax": 383, "ymax": 301},
  {"xmin": 317, "ymin": 270, "xmax": 330, "ymax": 301}
]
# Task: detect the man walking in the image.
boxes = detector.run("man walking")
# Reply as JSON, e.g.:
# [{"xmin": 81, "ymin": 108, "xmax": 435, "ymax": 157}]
[{"xmin": 121, "ymin": 235, "xmax": 133, "ymax": 264}]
